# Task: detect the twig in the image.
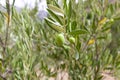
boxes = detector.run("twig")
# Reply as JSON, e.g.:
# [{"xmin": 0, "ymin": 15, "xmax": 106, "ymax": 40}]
[
  {"xmin": 0, "ymin": 68, "xmax": 12, "ymax": 80},
  {"xmin": 0, "ymin": 36, "xmax": 6, "ymax": 57},
  {"xmin": 4, "ymin": 0, "xmax": 11, "ymax": 55},
  {"xmin": 0, "ymin": 72, "xmax": 7, "ymax": 80},
  {"xmin": 94, "ymin": 36, "xmax": 101, "ymax": 80}
]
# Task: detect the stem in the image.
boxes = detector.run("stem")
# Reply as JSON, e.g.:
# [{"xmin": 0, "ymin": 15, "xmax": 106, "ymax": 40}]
[
  {"xmin": 0, "ymin": 74, "xmax": 7, "ymax": 80},
  {"xmin": 0, "ymin": 36, "xmax": 6, "ymax": 57},
  {"xmin": 4, "ymin": 0, "xmax": 10, "ymax": 55},
  {"xmin": 0, "ymin": 68, "xmax": 12, "ymax": 80},
  {"xmin": 94, "ymin": 36, "xmax": 100, "ymax": 80}
]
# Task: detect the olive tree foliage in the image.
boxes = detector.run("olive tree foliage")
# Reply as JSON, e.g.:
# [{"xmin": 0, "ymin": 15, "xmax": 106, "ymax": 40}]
[
  {"xmin": 0, "ymin": 0, "xmax": 120, "ymax": 80},
  {"xmin": 45, "ymin": 0, "xmax": 120, "ymax": 80}
]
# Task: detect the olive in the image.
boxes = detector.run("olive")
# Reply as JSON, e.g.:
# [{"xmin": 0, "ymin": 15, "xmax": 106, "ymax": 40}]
[
  {"xmin": 55, "ymin": 33, "xmax": 65, "ymax": 46},
  {"xmin": 69, "ymin": 37, "xmax": 75, "ymax": 44}
]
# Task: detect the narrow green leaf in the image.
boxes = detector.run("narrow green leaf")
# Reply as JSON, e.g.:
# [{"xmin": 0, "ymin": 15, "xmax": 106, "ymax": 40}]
[
  {"xmin": 74, "ymin": 52, "xmax": 79, "ymax": 60},
  {"xmin": 48, "ymin": 4, "xmax": 64, "ymax": 17},
  {"xmin": 54, "ymin": 1, "xmax": 61, "ymax": 8},
  {"xmin": 45, "ymin": 18, "xmax": 65, "ymax": 32},
  {"xmin": 47, "ymin": 9, "xmax": 63, "ymax": 25},
  {"xmin": 71, "ymin": 21, "xmax": 77, "ymax": 31},
  {"xmin": 68, "ymin": 0, "xmax": 72, "ymax": 19},
  {"xmin": 116, "ymin": 61, "xmax": 120, "ymax": 69},
  {"xmin": 69, "ymin": 29, "xmax": 88, "ymax": 36},
  {"xmin": 97, "ymin": 36, "xmax": 106, "ymax": 40},
  {"xmin": 45, "ymin": 18, "xmax": 62, "ymax": 27},
  {"xmin": 102, "ymin": 26, "xmax": 111, "ymax": 32}
]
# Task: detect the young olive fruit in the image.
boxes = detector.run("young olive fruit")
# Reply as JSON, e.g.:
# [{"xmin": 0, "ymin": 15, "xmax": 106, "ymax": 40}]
[
  {"xmin": 110, "ymin": 18, "xmax": 114, "ymax": 22},
  {"xmin": 69, "ymin": 36, "xmax": 75, "ymax": 44},
  {"xmin": 55, "ymin": 33, "xmax": 65, "ymax": 46}
]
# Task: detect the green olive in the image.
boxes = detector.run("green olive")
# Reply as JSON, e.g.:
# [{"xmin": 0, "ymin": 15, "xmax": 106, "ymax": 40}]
[
  {"xmin": 110, "ymin": 18, "xmax": 114, "ymax": 22},
  {"xmin": 55, "ymin": 33, "xmax": 65, "ymax": 46},
  {"xmin": 69, "ymin": 37, "xmax": 75, "ymax": 44}
]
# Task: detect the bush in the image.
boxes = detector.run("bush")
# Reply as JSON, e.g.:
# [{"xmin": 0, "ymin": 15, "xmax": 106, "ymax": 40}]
[{"xmin": 0, "ymin": 0, "xmax": 120, "ymax": 80}]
